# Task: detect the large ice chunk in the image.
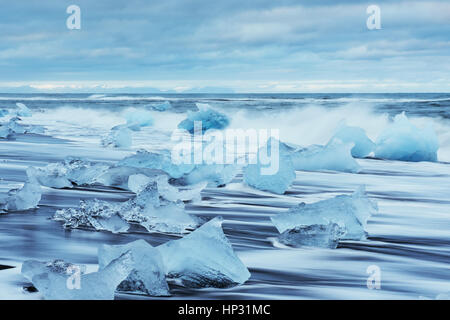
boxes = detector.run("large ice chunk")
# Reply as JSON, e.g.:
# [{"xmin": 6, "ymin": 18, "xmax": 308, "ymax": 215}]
[
  {"xmin": 124, "ymin": 109, "xmax": 154, "ymax": 131},
  {"xmin": 27, "ymin": 158, "xmax": 109, "ymax": 189},
  {"xmin": 0, "ymin": 173, "xmax": 42, "ymax": 212},
  {"xmin": 21, "ymin": 252, "xmax": 134, "ymax": 300},
  {"xmin": 98, "ymin": 240, "xmax": 169, "ymax": 296},
  {"xmin": 0, "ymin": 117, "xmax": 44, "ymax": 138},
  {"xmin": 177, "ymin": 104, "xmax": 230, "ymax": 134},
  {"xmin": 101, "ymin": 125, "xmax": 132, "ymax": 148},
  {"xmin": 271, "ymin": 186, "xmax": 378, "ymax": 242},
  {"xmin": 375, "ymin": 112, "xmax": 439, "ymax": 162},
  {"xmin": 15, "ymin": 103, "xmax": 32, "ymax": 117},
  {"xmin": 157, "ymin": 216, "xmax": 250, "ymax": 288},
  {"xmin": 328, "ymin": 124, "xmax": 375, "ymax": 158},
  {"xmin": 291, "ymin": 139, "xmax": 361, "ymax": 173},
  {"xmin": 183, "ymin": 163, "xmax": 239, "ymax": 187},
  {"xmin": 277, "ymin": 223, "xmax": 346, "ymax": 249},
  {"xmin": 244, "ymin": 138, "xmax": 296, "ymax": 194},
  {"xmin": 119, "ymin": 149, "xmax": 194, "ymax": 179}
]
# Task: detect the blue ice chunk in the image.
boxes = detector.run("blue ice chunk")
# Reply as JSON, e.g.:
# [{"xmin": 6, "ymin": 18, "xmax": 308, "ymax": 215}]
[
  {"xmin": 375, "ymin": 112, "xmax": 439, "ymax": 162},
  {"xmin": 101, "ymin": 125, "xmax": 132, "ymax": 148},
  {"xmin": 329, "ymin": 123, "xmax": 375, "ymax": 158},
  {"xmin": 291, "ymin": 139, "xmax": 361, "ymax": 173},
  {"xmin": 271, "ymin": 186, "xmax": 378, "ymax": 241},
  {"xmin": 21, "ymin": 252, "xmax": 134, "ymax": 300},
  {"xmin": 177, "ymin": 104, "xmax": 230, "ymax": 134},
  {"xmin": 98, "ymin": 239, "xmax": 169, "ymax": 296},
  {"xmin": 278, "ymin": 223, "xmax": 346, "ymax": 249},
  {"xmin": 244, "ymin": 137, "xmax": 296, "ymax": 194},
  {"xmin": 150, "ymin": 101, "xmax": 171, "ymax": 111},
  {"xmin": 0, "ymin": 109, "xmax": 9, "ymax": 117},
  {"xmin": 124, "ymin": 109, "xmax": 154, "ymax": 130},
  {"xmin": 15, "ymin": 103, "xmax": 32, "ymax": 117},
  {"xmin": 0, "ymin": 172, "xmax": 42, "ymax": 211},
  {"xmin": 118, "ymin": 149, "xmax": 195, "ymax": 179},
  {"xmin": 157, "ymin": 216, "xmax": 250, "ymax": 288}
]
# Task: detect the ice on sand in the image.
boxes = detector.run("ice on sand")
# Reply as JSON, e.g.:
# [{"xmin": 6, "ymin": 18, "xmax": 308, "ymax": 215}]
[
  {"xmin": 328, "ymin": 123, "xmax": 375, "ymax": 158},
  {"xmin": 291, "ymin": 139, "xmax": 361, "ymax": 173},
  {"xmin": 27, "ymin": 158, "xmax": 109, "ymax": 189},
  {"xmin": 54, "ymin": 181, "xmax": 199, "ymax": 234},
  {"xmin": 244, "ymin": 138, "xmax": 296, "ymax": 194},
  {"xmin": 98, "ymin": 240, "xmax": 169, "ymax": 296},
  {"xmin": 177, "ymin": 104, "xmax": 230, "ymax": 134},
  {"xmin": 271, "ymin": 186, "xmax": 378, "ymax": 243},
  {"xmin": 157, "ymin": 217, "xmax": 250, "ymax": 288},
  {"xmin": 375, "ymin": 112, "xmax": 439, "ymax": 162},
  {"xmin": 21, "ymin": 252, "xmax": 134, "ymax": 300},
  {"xmin": 0, "ymin": 172, "xmax": 42, "ymax": 212},
  {"xmin": 101, "ymin": 125, "xmax": 133, "ymax": 148},
  {"xmin": 0, "ymin": 117, "xmax": 44, "ymax": 138}
]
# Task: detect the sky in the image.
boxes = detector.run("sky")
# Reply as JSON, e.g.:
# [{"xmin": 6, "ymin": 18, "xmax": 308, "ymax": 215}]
[{"xmin": 0, "ymin": 0, "xmax": 449, "ymax": 93}]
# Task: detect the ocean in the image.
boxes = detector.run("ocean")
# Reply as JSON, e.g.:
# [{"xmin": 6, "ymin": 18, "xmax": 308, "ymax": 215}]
[{"xmin": 0, "ymin": 93, "xmax": 449, "ymax": 299}]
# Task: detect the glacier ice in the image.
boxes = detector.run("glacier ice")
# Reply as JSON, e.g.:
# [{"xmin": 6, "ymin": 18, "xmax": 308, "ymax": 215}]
[
  {"xmin": 328, "ymin": 124, "xmax": 375, "ymax": 158},
  {"xmin": 157, "ymin": 216, "xmax": 250, "ymax": 288},
  {"xmin": 244, "ymin": 138, "xmax": 296, "ymax": 194},
  {"xmin": 0, "ymin": 117, "xmax": 45, "ymax": 138},
  {"xmin": 0, "ymin": 173, "xmax": 42, "ymax": 212},
  {"xmin": 21, "ymin": 252, "xmax": 134, "ymax": 300},
  {"xmin": 183, "ymin": 163, "xmax": 239, "ymax": 187},
  {"xmin": 101, "ymin": 125, "xmax": 132, "ymax": 148},
  {"xmin": 119, "ymin": 149, "xmax": 194, "ymax": 179},
  {"xmin": 27, "ymin": 158, "xmax": 109, "ymax": 189},
  {"xmin": 53, "ymin": 199, "xmax": 130, "ymax": 234},
  {"xmin": 271, "ymin": 186, "xmax": 378, "ymax": 242},
  {"xmin": 0, "ymin": 109, "xmax": 9, "ymax": 117},
  {"xmin": 374, "ymin": 112, "xmax": 439, "ymax": 162},
  {"xmin": 177, "ymin": 104, "xmax": 230, "ymax": 134},
  {"xmin": 15, "ymin": 103, "xmax": 32, "ymax": 117},
  {"xmin": 150, "ymin": 101, "xmax": 171, "ymax": 111},
  {"xmin": 278, "ymin": 223, "xmax": 346, "ymax": 249},
  {"xmin": 54, "ymin": 181, "xmax": 199, "ymax": 234},
  {"xmin": 98, "ymin": 239, "xmax": 169, "ymax": 296},
  {"xmin": 291, "ymin": 139, "xmax": 361, "ymax": 173},
  {"xmin": 124, "ymin": 109, "xmax": 154, "ymax": 131}
]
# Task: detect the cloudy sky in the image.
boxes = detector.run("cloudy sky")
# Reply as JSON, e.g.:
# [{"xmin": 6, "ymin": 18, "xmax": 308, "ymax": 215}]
[{"xmin": 0, "ymin": 0, "xmax": 449, "ymax": 92}]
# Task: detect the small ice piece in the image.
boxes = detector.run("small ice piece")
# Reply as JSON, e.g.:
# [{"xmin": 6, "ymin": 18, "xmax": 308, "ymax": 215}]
[
  {"xmin": 98, "ymin": 240, "xmax": 169, "ymax": 296},
  {"xmin": 27, "ymin": 158, "xmax": 109, "ymax": 189},
  {"xmin": 271, "ymin": 186, "xmax": 378, "ymax": 241},
  {"xmin": 124, "ymin": 109, "xmax": 154, "ymax": 130},
  {"xmin": 157, "ymin": 217, "xmax": 250, "ymax": 288},
  {"xmin": 128, "ymin": 174, "xmax": 206, "ymax": 202},
  {"xmin": 329, "ymin": 124, "xmax": 375, "ymax": 158},
  {"xmin": 118, "ymin": 149, "xmax": 194, "ymax": 179},
  {"xmin": 0, "ymin": 109, "xmax": 9, "ymax": 117},
  {"xmin": 244, "ymin": 138, "xmax": 296, "ymax": 194},
  {"xmin": 54, "ymin": 199, "xmax": 130, "ymax": 234},
  {"xmin": 15, "ymin": 103, "xmax": 32, "ymax": 117},
  {"xmin": 1, "ymin": 174, "xmax": 42, "ymax": 212},
  {"xmin": 375, "ymin": 112, "xmax": 439, "ymax": 162},
  {"xmin": 150, "ymin": 101, "xmax": 171, "ymax": 111},
  {"xmin": 278, "ymin": 223, "xmax": 346, "ymax": 249},
  {"xmin": 184, "ymin": 164, "xmax": 238, "ymax": 187},
  {"xmin": 21, "ymin": 252, "xmax": 134, "ymax": 300},
  {"xmin": 291, "ymin": 139, "xmax": 361, "ymax": 173},
  {"xmin": 177, "ymin": 104, "xmax": 230, "ymax": 134},
  {"xmin": 101, "ymin": 125, "xmax": 132, "ymax": 148}
]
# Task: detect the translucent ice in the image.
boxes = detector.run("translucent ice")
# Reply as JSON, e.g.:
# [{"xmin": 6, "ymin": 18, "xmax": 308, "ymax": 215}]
[
  {"xmin": 98, "ymin": 240, "xmax": 169, "ymax": 296},
  {"xmin": 278, "ymin": 223, "xmax": 346, "ymax": 249},
  {"xmin": 374, "ymin": 112, "xmax": 439, "ymax": 162},
  {"xmin": 271, "ymin": 186, "xmax": 378, "ymax": 241},
  {"xmin": 27, "ymin": 158, "xmax": 109, "ymax": 189},
  {"xmin": 119, "ymin": 149, "xmax": 194, "ymax": 179},
  {"xmin": 1, "ymin": 174, "xmax": 42, "ymax": 212},
  {"xmin": 53, "ymin": 199, "xmax": 130, "ymax": 234},
  {"xmin": 0, "ymin": 117, "xmax": 45, "ymax": 138},
  {"xmin": 157, "ymin": 217, "xmax": 250, "ymax": 288},
  {"xmin": 101, "ymin": 125, "xmax": 132, "ymax": 148},
  {"xmin": 291, "ymin": 139, "xmax": 361, "ymax": 173},
  {"xmin": 183, "ymin": 163, "xmax": 239, "ymax": 187},
  {"xmin": 150, "ymin": 101, "xmax": 171, "ymax": 111},
  {"xmin": 328, "ymin": 124, "xmax": 375, "ymax": 158},
  {"xmin": 15, "ymin": 103, "xmax": 32, "ymax": 117},
  {"xmin": 177, "ymin": 104, "xmax": 230, "ymax": 134},
  {"xmin": 0, "ymin": 109, "xmax": 9, "ymax": 117},
  {"xmin": 244, "ymin": 138, "xmax": 296, "ymax": 194},
  {"xmin": 124, "ymin": 109, "xmax": 154, "ymax": 130},
  {"xmin": 21, "ymin": 252, "xmax": 134, "ymax": 300}
]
